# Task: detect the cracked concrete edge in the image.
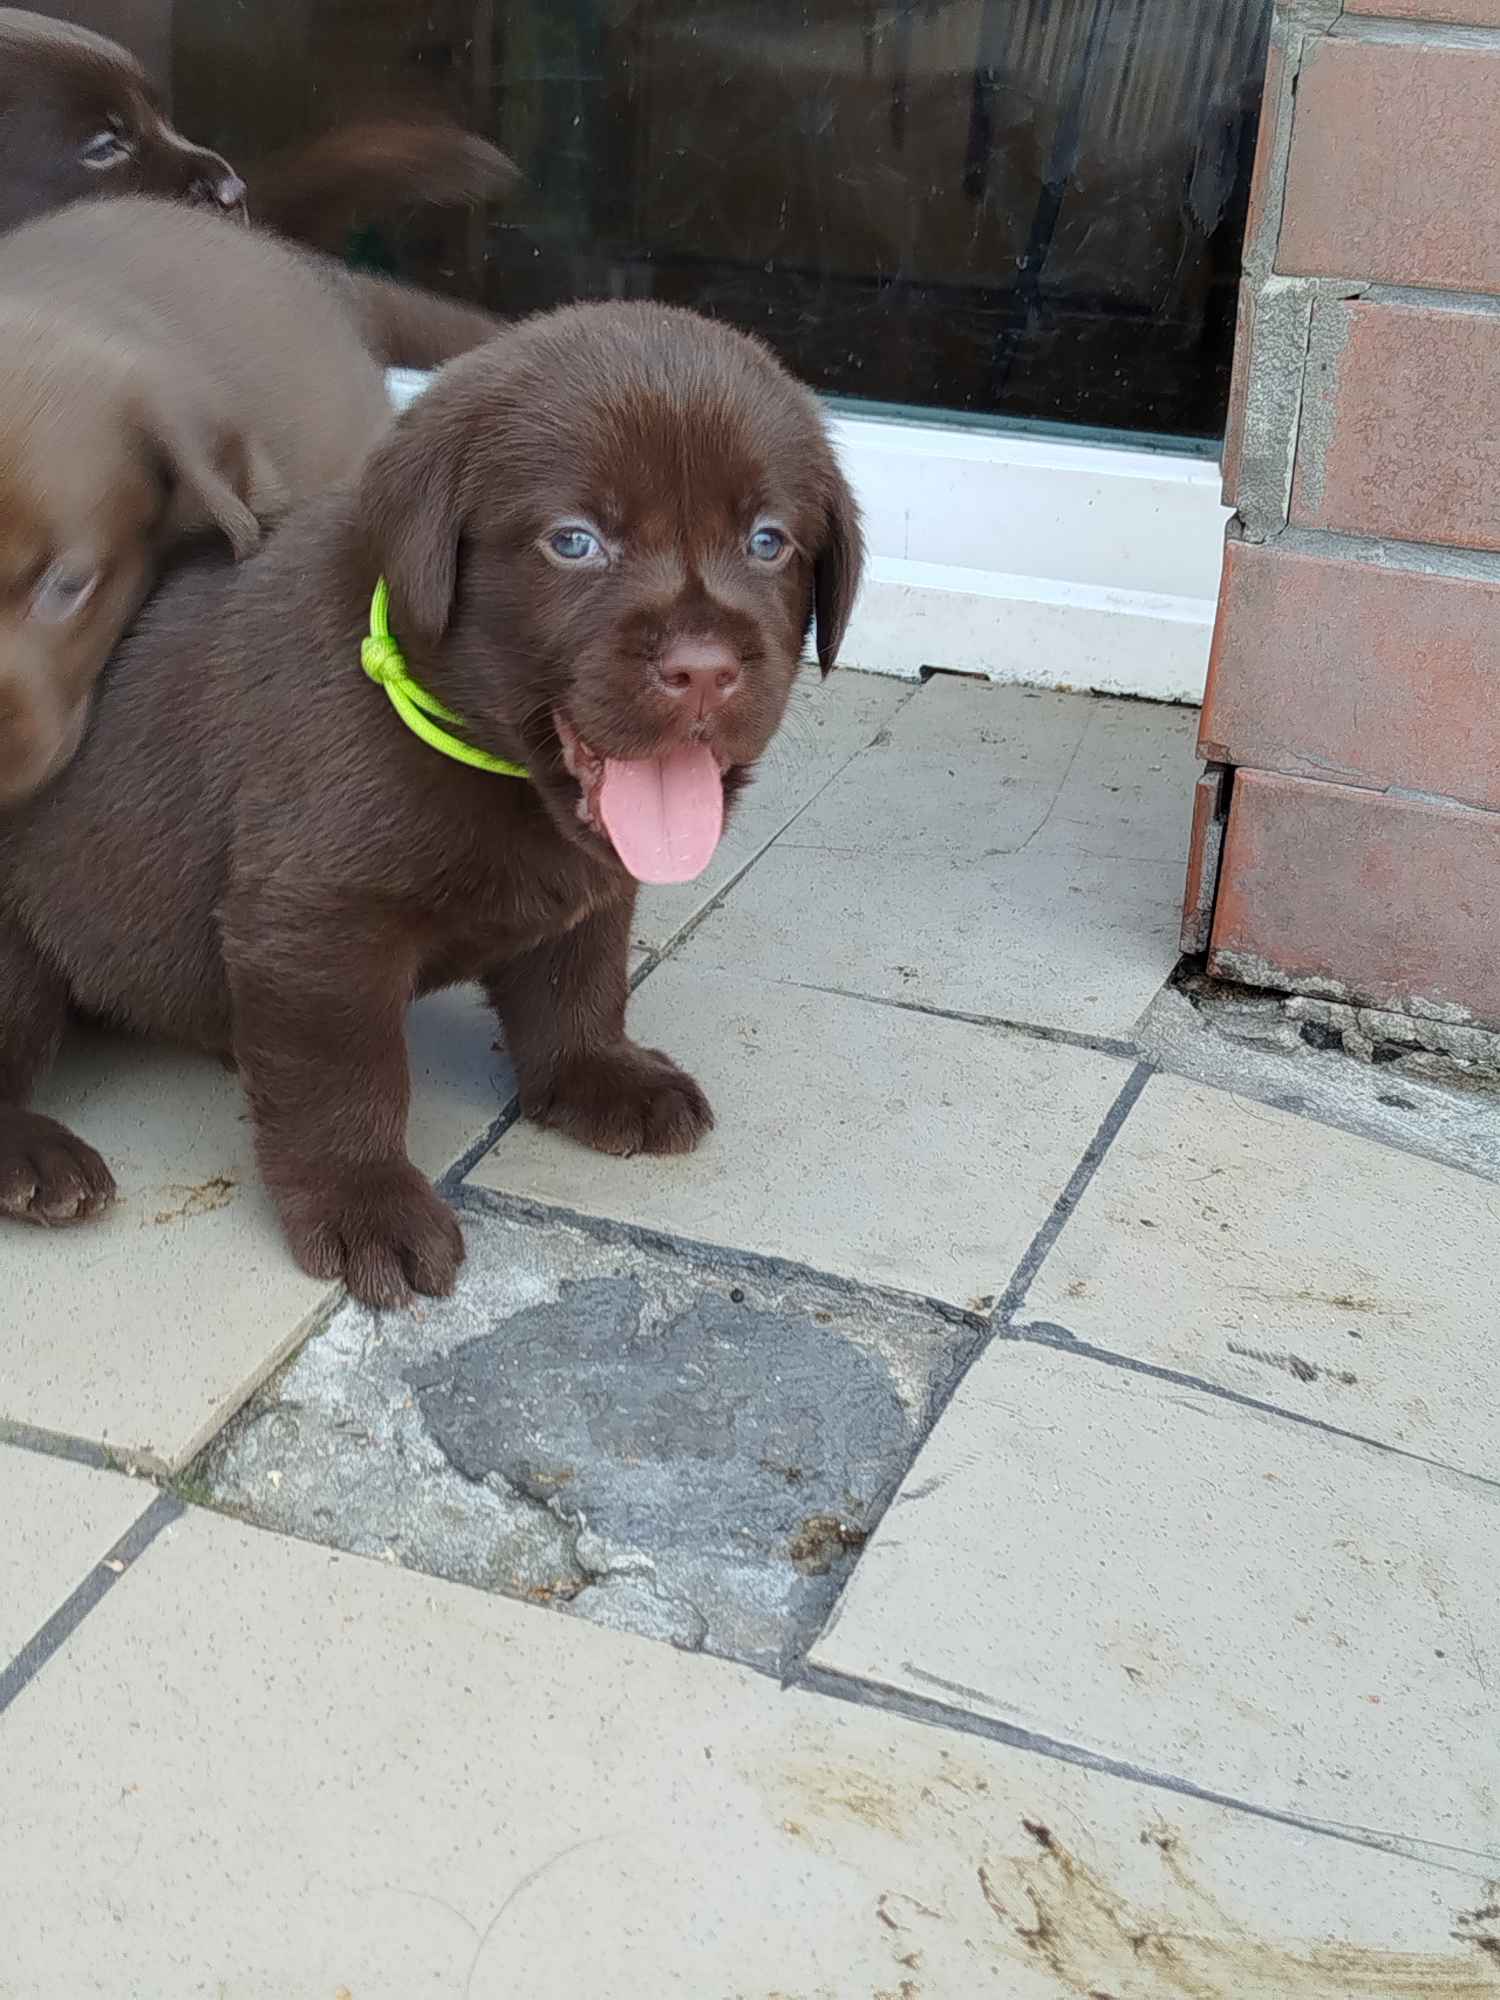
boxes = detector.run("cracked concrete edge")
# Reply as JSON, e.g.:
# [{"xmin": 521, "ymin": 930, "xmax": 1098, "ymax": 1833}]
[
  {"xmin": 187, "ymin": 1206, "xmax": 986, "ymax": 1673},
  {"xmin": 457, "ymin": 1448, "xmax": 712, "ymax": 1651},
  {"xmin": 1289, "ymin": 993, "xmax": 1500, "ymax": 1070},
  {"xmin": 1210, "ymin": 942, "xmax": 1500, "ymax": 1033},
  {"xmin": 1133, "ymin": 979, "xmax": 1500, "ymax": 1187},
  {"xmin": 452, "ymin": 1185, "xmax": 991, "ymax": 1339},
  {"xmin": 428, "ymin": 1428, "xmax": 712, "ymax": 1650}
]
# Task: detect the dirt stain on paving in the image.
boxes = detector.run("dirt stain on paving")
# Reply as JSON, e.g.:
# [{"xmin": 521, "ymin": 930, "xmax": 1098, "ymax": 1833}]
[{"xmin": 978, "ymin": 1819, "xmax": 1500, "ymax": 1998}]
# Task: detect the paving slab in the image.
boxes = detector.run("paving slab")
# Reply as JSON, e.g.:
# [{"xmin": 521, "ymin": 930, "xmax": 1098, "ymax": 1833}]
[
  {"xmin": 1025, "ymin": 1071, "xmax": 1500, "ymax": 1480},
  {"xmin": 198, "ymin": 1203, "xmax": 973, "ymax": 1672},
  {"xmin": 812, "ymin": 1339, "xmax": 1500, "ymax": 1860},
  {"xmin": 791, "ymin": 677, "xmax": 1202, "ymax": 863},
  {"xmin": 469, "ymin": 961, "xmax": 1132, "ymax": 1304},
  {"xmin": 675, "ymin": 679, "xmax": 1199, "ymax": 1038},
  {"xmin": 1, "ymin": 1503, "xmax": 1495, "ymax": 1997},
  {"xmin": 0, "ymin": 1448, "xmax": 150, "ymax": 1664},
  {"xmin": 633, "ymin": 668, "xmax": 910, "ymax": 953},
  {"xmin": 0, "ymin": 988, "xmax": 508, "ymax": 1471}
]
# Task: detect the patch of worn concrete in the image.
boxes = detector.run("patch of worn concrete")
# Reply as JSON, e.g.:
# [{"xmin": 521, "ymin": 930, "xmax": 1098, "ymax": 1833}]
[
  {"xmin": 197, "ymin": 1202, "xmax": 974, "ymax": 1672},
  {"xmin": 1137, "ymin": 980, "xmax": 1500, "ymax": 1186}
]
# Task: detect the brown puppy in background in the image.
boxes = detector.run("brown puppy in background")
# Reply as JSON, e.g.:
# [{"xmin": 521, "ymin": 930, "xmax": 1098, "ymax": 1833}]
[
  {"xmin": 0, "ymin": 305, "xmax": 863, "ymax": 1306},
  {"xmin": 0, "ymin": 194, "xmax": 482, "ymax": 802},
  {"xmin": 0, "ymin": 9, "xmax": 508, "ymax": 368},
  {"xmin": 0, "ymin": 7, "xmax": 515, "ymax": 263}
]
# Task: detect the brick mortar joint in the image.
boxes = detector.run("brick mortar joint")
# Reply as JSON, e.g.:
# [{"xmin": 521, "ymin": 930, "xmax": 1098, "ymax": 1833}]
[{"xmin": 1331, "ymin": 13, "xmax": 1500, "ymax": 49}]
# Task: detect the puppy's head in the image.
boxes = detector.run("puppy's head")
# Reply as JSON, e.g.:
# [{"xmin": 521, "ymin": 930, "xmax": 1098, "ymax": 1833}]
[
  {"xmin": 0, "ymin": 9, "xmax": 246, "ymax": 233},
  {"xmin": 0, "ymin": 327, "xmax": 267, "ymax": 804},
  {"xmin": 360, "ymin": 303, "xmax": 863, "ymax": 884}
]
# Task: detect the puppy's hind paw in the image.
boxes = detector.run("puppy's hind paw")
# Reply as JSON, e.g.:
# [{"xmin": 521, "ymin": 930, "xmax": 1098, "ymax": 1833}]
[{"xmin": 0, "ymin": 1109, "xmax": 116, "ymax": 1226}]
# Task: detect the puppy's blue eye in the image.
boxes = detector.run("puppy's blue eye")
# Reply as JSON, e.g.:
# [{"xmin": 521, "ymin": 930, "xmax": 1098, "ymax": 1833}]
[
  {"xmin": 548, "ymin": 527, "xmax": 602, "ymax": 564},
  {"xmin": 748, "ymin": 526, "xmax": 788, "ymax": 563},
  {"xmin": 29, "ymin": 562, "xmax": 99, "ymax": 625},
  {"xmin": 80, "ymin": 130, "xmax": 131, "ymax": 169}
]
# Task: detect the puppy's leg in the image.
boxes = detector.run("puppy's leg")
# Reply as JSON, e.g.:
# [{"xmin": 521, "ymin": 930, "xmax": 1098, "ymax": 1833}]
[
  {"xmin": 487, "ymin": 895, "xmax": 713, "ymax": 1158},
  {"xmin": 0, "ymin": 919, "xmax": 115, "ymax": 1225},
  {"xmin": 226, "ymin": 927, "xmax": 462, "ymax": 1307}
]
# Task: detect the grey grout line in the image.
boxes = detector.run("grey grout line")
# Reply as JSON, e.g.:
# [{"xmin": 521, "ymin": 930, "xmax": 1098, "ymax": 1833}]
[
  {"xmin": 767, "ymin": 978, "xmax": 1140, "ymax": 1061},
  {"xmin": 788, "ymin": 1061, "xmax": 1156, "ymax": 1675},
  {"xmin": 790, "ymin": 1662, "xmax": 1498, "ymax": 1880},
  {"xmin": 436, "ymin": 958, "xmax": 662, "ymax": 1195},
  {"xmin": 1011, "ymin": 1319, "xmax": 1500, "ymax": 1497},
  {"xmin": 437, "ymin": 1099, "xmax": 520, "ymax": 1196},
  {"xmin": 993, "ymin": 1060, "xmax": 1156, "ymax": 1325},
  {"xmin": 0, "ymin": 1492, "xmax": 183, "ymax": 1720},
  {"xmin": 0, "ymin": 1420, "xmax": 122, "ymax": 1473}
]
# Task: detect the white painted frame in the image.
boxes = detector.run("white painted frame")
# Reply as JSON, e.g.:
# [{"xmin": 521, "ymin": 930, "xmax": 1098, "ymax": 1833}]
[
  {"xmin": 831, "ymin": 413, "xmax": 1228, "ymax": 702},
  {"xmin": 388, "ymin": 370, "xmax": 1229, "ymax": 704}
]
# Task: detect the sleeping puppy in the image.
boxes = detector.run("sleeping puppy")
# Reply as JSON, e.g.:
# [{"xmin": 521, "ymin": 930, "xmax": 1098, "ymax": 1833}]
[
  {"xmin": 0, "ymin": 194, "xmax": 498, "ymax": 802},
  {"xmin": 0, "ymin": 304, "xmax": 862, "ymax": 1306},
  {"xmin": 0, "ymin": 7, "xmax": 245, "ymax": 229},
  {"xmin": 0, "ymin": 7, "xmax": 515, "ymax": 255}
]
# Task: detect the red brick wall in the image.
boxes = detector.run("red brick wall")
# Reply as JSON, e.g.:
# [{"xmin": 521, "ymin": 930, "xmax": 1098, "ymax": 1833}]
[{"xmin": 1194, "ymin": 0, "xmax": 1500, "ymax": 1028}]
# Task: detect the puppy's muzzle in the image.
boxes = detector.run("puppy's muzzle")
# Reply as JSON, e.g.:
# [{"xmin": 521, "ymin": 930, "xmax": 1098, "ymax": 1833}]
[{"xmin": 656, "ymin": 637, "xmax": 742, "ymax": 722}]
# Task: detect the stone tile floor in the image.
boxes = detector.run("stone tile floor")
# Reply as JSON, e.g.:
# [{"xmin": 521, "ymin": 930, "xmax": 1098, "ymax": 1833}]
[{"xmin": 3, "ymin": 672, "xmax": 1500, "ymax": 1997}]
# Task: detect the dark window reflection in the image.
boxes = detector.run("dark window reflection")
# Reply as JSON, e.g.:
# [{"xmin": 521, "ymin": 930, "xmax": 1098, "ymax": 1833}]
[{"xmin": 54, "ymin": 1, "xmax": 1273, "ymax": 439}]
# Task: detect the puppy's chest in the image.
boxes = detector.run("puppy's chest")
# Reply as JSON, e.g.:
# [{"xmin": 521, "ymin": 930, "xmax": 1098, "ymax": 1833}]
[{"xmin": 417, "ymin": 848, "xmax": 614, "ymax": 978}]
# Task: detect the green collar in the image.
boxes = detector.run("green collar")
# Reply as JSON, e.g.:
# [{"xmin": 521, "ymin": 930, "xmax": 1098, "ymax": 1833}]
[{"xmin": 360, "ymin": 577, "xmax": 529, "ymax": 779}]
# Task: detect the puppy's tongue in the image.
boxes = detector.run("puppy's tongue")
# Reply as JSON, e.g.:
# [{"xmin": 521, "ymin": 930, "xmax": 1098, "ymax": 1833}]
[{"xmin": 596, "ymin": 744, "xmax": 724, "ymax": 885}]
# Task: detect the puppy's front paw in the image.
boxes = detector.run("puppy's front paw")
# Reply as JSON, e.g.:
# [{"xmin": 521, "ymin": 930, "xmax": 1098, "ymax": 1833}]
[
  {"xmin": 0, "ymin": 1109, "xmax": 116, "ymax": 1225},
  {"xmin": 286, "ymin": 1161, "xmax": 464, "ymax": 1308},
  {"xmin": 535, "ymin": 1044, "xmax": 713, "ymax": 1158}
]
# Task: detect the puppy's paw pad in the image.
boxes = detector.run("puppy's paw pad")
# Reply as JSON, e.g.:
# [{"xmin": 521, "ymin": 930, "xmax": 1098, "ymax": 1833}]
[
  {"xmin": 288, "ymin": 1163, "xmax": 464, "ymax": 1309},
  {"xmin": 538, "ymin": 1044, "xmax": 714, "ymax": 1158},
  {"xmin": 0, "ymin": 1111, "xmax": 116, "ymax": 1226}
]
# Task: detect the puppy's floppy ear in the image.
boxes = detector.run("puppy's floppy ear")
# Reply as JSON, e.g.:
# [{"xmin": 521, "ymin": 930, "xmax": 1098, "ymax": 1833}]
[
  {"xmin": 358, "ymin": 406, "xmax": 464, "ymax": 651},
  {"xmin": 136, "ymin": 391, "xmax": 267, "ymax": 561},
  {"xmin": 813, "ymin": 461, "xmax": 864, "ymax": 677}
]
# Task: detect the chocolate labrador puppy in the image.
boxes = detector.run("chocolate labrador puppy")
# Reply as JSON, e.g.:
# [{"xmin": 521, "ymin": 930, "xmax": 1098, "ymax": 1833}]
[
  {"xmin": 0, "ymin": 194, "xmax": 502, "ymax": 803},
  {"xmin": 0, "ymin": 304, "xmax": 862, "ymax": 1306},
  {"xmin": 0, "ymin": 7, "xmax": 515, "ymax": 253}
]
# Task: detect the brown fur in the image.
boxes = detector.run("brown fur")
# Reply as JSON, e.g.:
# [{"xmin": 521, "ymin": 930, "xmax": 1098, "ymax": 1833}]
[
  {"xmin": 249, "ymin": 120, "xmax": 518, "ymax": 256},
  {"xmin": 0, "ymin": 304, "xmax": 863, "ymax": 1306},
  {"xmin": 0, "ymin": 8, "xmax": 515, "ymax": 260},
  {"xmin": 0, "ymin": 195, "xmax": 501, "ymax": 803}
]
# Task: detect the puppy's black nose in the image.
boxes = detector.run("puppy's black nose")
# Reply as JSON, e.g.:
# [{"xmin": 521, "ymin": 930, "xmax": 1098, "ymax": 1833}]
[{"xmin": 659, "ymin": 638, "xmax": 741, "ymax": 720}]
